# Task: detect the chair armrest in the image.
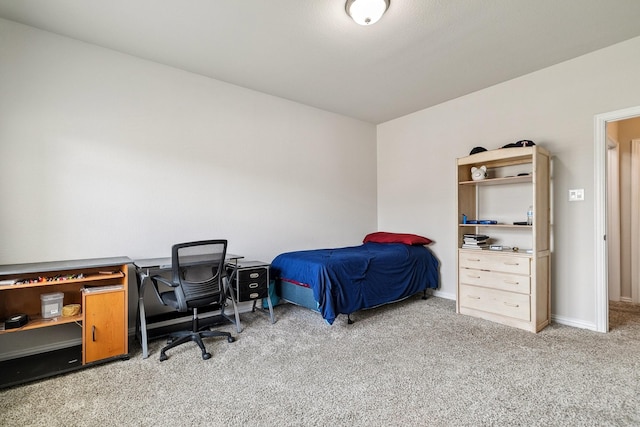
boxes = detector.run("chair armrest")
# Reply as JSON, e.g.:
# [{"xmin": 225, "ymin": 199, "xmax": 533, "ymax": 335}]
[
  {"xmin": 151, "ymin": 275, "xmax": 176, "ymax": 287},
  {"xmin": 150, "ymin": 275, "xmax": 177, "ymax": 306}
]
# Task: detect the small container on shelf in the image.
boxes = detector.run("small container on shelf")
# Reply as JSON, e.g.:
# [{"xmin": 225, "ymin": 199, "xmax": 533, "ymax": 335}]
[{"xmin": 40, "ymin": 292, "xmax": 64, "ymax": 318}]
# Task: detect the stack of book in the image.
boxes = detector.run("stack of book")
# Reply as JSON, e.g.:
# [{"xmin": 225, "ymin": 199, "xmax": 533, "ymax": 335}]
[{"xmin": 462, "ymin": 234, "xmax": 489, "ymax": 249}]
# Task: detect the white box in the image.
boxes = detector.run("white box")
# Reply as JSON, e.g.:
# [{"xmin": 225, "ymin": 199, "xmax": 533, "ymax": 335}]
[{"xmin": 40, "ymin": 292, "xmax": 64, "ymax": 318}]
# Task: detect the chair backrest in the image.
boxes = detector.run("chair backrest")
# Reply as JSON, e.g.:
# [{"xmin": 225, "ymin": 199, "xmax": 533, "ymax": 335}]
[{"xmin": 171, "ymin": 240, "xmax": 227, "ymax": 311}]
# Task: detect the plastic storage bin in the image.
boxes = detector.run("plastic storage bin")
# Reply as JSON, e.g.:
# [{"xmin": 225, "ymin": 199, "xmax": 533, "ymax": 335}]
[{"xmin": 40, "ymin": 292, "xmax": 64, "ymax": 318}]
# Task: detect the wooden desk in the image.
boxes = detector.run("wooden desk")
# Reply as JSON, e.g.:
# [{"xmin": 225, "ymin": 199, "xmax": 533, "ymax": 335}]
[
  {"xmin": 0, "ymin": 257, "xmax": 130, "ymax": 388},
  {"xmin": 133, "ymin": 254, "xmax": 243, "ymax": 359}
]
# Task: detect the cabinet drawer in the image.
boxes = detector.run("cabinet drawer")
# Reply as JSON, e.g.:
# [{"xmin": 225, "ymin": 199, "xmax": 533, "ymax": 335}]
[
  {"xmin": 236, "ymin": 268, "xmax": 268, "ymax": 286},
  {"xmin": 458, "ymin": 268, "xmax": 530, "ymax": 294},
  {"xmin": 459, "ymin": 252, "xmax": 530, "ymax": 275},
  {"xmin": 459, "ymin": 284, "xmax": 530, "ymax": 321}
]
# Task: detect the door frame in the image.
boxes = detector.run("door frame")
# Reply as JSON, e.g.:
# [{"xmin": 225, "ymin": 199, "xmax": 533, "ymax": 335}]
[
  {"xmin": 606, "ymin": 136, "xmax": 621, "ymax": 302},
  {"xmin": 632, "ymin": 139, "xmax": 640, "ymax": 304},
  {"xmin": 594, "ymin": 105, "xmax": 640, "ymax": 332}
]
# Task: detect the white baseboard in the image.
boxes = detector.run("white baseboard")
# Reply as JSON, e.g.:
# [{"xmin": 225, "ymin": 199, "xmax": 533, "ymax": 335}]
[
  {"xmin": 1, "ymin": 299, "xmax": 602, "ymax": 363},
  {"xmin": 0, "ymin": 304, "xmax": 259, "ymax": 362},
  {"xmin": 431, "ymin": 289, "xmax": 456, "ymax": 300},
  {"xmin": 551, "ymin": 314, "xmax": 598, "ymax": 332},
  {"xmin": 439, "ymin": 292, "xmax": 599, "ymax": 332},
  {"xmin": 127, "ymin": 301, "xmax": 257, "ymax": 336}
]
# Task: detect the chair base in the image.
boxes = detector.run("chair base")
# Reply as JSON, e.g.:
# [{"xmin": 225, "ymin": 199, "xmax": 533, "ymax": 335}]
[{"xmin": 159, "ymin": 327, "xmax": 235, "ymax": 361}]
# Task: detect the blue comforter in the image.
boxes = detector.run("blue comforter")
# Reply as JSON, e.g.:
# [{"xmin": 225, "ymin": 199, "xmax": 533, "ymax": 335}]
[{"xmin": 270, "ymin": 242, "xmax": 439, "ymax": 324}]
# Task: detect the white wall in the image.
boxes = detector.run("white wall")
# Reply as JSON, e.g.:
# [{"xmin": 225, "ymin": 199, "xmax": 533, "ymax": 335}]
[
  {"xmin": 377, "ymin": 36, "xmax": 640, "ymax": 329},
  {"xmin": 0, "ymin": 18, "xmax": 378, "ymax": 265}
]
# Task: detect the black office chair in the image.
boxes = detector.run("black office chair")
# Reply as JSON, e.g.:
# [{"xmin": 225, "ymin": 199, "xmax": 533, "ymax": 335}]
[{"xmin": 150, "ymin": 240, "xmax": 235, "ymax": 361}]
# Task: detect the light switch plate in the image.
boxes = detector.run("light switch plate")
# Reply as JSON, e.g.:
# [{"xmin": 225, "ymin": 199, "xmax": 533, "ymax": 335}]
[{"xmin": 569, "ymin": 189, "xmax": 584, "ymax": 201}]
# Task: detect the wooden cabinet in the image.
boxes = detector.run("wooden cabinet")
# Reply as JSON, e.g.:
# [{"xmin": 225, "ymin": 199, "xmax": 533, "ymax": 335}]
[
  {"xmin": 0, "ymin": 257, "xmax": 130, "ymax": 388},
  {"xmin": 456, "ymin": 146, "xmax": 550, "ymax": 332}
]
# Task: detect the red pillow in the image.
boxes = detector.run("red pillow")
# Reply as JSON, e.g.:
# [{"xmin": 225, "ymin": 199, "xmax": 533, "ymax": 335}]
[{"xmin": 363, "ymin": 232, "xmax": 433, "ymax": 246}]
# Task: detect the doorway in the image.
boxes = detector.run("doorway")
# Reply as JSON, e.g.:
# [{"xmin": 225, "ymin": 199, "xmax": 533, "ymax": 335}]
[
  {"xmin": 606, "ymin": 136, "xmax": 620, "ymax": 302},
  {"xmin": 595, "ymin": 106, "xmax": 640, "ymax": 332}
]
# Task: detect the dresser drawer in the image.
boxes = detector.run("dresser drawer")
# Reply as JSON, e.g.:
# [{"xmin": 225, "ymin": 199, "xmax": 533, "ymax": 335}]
[
  {"xmin": 459, "ymin": 252, "xmax": 530, "ymax": 275},
  {"xmin": 458, "ymin": 268, "xmax": 530, "ymax": 294},
  {"xmin": 236, "ymin": 267, "xmax": 268, "ymax": 287},
  {"xmin": 459, "ymin": 284, "xmax": 530, "ymax": 321}
]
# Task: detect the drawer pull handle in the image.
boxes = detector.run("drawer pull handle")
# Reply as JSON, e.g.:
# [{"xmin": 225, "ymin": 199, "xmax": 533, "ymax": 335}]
[
  {"xmin": 504, "ymin": 302, "xmax": 519, "ymax": 308},
  {"xmin": 467, "ymin": 258, "xmax": 481, "ymax": 262},
  {"xmin": 504, "ymin": 280, "xmax": 520, "ymax": 285},
  {"xmin": 467, "ymin": 274, "xmax": 481, "ymax": 279},
  {"xmin": 250, "ymin": 273, "xmax": 260, "ymax": 279},
  {"xmin": 249, "ymin": 283, "xmax": 259, "ymax": 289},
  {"xmin": 92, "ymin": 325, "xmax": 96, "ymax": 342},
  {"xmin": 468, "ymin": 295, "xmax": 481, "ymax": 300},
  {"xmin": 504, "ymin": 262, "xmax": 520, "ymax": 266}
]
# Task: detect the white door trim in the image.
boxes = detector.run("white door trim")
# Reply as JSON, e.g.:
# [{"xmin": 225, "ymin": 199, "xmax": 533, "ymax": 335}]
[
  {"xmin": 632, "ymin": 139, "xmax": 640, "ymax": 304},
  {"xmin": 594, "ymin": 106, "xmax": 640, "ymax": 333},
  {"xmin": 607, "ymin": 137, "xmax": 620, "ymax": 302}
]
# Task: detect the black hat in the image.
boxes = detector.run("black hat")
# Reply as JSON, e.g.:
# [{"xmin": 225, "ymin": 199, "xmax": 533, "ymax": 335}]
[
  {"xmin": 502, "ymin": 140, "xmax": 536, "ymax": 148},
  {"xmin": 470, "ymin": 147, "xmax": 487, "ymax": 155}
]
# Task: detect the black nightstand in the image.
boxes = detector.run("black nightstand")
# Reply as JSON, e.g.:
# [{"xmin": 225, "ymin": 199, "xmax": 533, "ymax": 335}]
[{"xmin": 225, "ymin": 260, "xmax": 275, "ymax": 329}]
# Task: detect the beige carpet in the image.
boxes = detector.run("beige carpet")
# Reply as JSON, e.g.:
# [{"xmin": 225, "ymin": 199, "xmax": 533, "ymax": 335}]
[{"xmin": 1, "ymin": 296, "xmax": 639, "ymax": 426}]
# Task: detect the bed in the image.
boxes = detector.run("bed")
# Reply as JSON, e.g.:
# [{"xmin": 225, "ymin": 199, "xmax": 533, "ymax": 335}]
[{"xmin": 270, "ymin": 232, "xmax": 440, "ymax": 324}]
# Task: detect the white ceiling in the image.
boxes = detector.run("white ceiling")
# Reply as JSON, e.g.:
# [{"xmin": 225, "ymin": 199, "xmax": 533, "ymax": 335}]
[{"xmin": 2, "ymin": 0, "xmax": 640, "ymax": 124}]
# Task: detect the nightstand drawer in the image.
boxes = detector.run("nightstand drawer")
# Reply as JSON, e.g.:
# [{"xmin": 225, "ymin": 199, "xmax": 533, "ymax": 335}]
[
  {"xmin": 458, "ymin": 268, "xmax": 530, "ymax": 294},
  {"xmin": 236, "ymin": 268, "xmax": 267, "ymax": 286},
  {"xmin": 236, "ymin": 280, "xmax": 268, "ymax": 301},
  {"xmin": 459, "ymin": 284, "xmax": 530, "ymax": 321},
  {"xmin": 459, "ymin": 252, "xmax": 530, "ymax": 275}
]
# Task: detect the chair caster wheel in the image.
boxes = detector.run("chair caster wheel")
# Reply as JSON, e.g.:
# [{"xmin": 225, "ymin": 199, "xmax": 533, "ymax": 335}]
[
  {"xmin": 228, "ymin": 336, "xmax": 235, "ymax": 343},
  {"xmin": 159, "ymin": 353, "xmax": 168, "ymax": 362},
  {"xmin": 202, "ymin": 352, "xmax": 212, "ymax": 360}
]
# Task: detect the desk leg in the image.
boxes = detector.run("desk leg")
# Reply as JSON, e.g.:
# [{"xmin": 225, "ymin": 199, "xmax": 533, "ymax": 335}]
[
  {"xmin": 231, "ymin": 295, "xmax": 242, "ymax": 333},
  {"xmin": 136, "ymin": 270, "xmax": 150, "ymax": 359},
  {"xmin": 138, "ymin": 296, "xmax": 149, "ymax": 359},
  {"xmin": 266, "ymin": 283, "xmax": 275, "ymax": 324},
  {"xmin": 222, "ymin": 275, "xmax": 242, "ymax": 333}
]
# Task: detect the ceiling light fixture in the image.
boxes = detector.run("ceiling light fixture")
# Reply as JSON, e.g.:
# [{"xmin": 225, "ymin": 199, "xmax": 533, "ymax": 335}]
[{"xmin": 345, "ymin": 0, "xmax": 390, "ymax": 26}]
